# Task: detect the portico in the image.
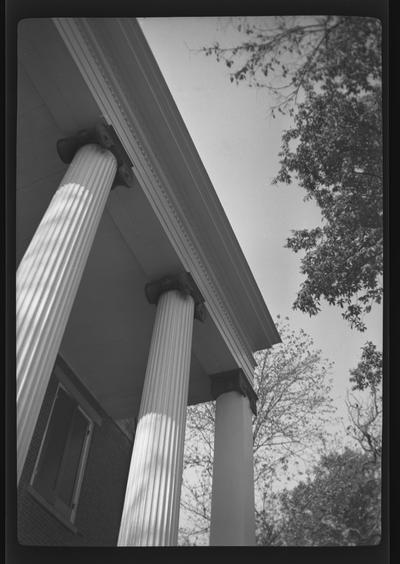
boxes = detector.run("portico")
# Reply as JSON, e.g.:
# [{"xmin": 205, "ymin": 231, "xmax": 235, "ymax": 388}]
[{"xmin": 16, "ymin": 18, "xmax": 280, "ymax": 546}]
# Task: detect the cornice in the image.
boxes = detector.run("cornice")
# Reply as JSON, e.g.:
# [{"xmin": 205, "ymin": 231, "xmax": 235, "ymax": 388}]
[
  {"xmin": 210, "ymin": 369, "xmax": 258, "ymax": 416},
  {"xmin": 52, "ymin": 17, "xmax": 281, "ymax": 385}
]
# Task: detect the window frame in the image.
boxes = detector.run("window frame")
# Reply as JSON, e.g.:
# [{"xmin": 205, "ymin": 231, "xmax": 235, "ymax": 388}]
[{"xmin": 30, "ymin": 382, "xmax": 94, "ymax": 525}]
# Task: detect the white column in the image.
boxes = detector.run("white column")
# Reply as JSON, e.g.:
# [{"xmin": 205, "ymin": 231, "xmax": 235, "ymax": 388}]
[
  {"xmin": 210, "ymin": 386, "xmax": 256, "ymax": 546},
  {"xmin": 17, "ymin": 143, "xmax": 117, "ymax": 483},
  {"xmin": 118, "ymin": 288, "xmax": 195, "ymax": 546}
]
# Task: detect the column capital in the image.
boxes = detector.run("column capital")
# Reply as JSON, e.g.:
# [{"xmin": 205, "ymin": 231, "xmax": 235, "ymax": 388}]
[
  {"xmin": 210, "ymin": 369, "xmax": 258, "ymax": 415},
  {"xmin": 145, "ymin": 272, "xmax": 206, "ymax": 322},
  {"xmin": 56, "ymin": 119, "xmax": 137, "ymax": 190}
]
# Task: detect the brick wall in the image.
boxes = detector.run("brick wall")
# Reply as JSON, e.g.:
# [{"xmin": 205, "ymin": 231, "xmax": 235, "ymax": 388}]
[{"xmin": 17, "ymin": 364, "xmax": 133, "ymax": 546}]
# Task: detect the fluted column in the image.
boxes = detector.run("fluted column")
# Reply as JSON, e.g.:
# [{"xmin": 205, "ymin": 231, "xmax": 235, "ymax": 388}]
[
  {"xmin": 209, "ymin": 370, "xmax": 257, "ymax": 546},
  {"xmin": 17, "ymin": 143, "xmax": 117, "ymax": 483},
  {"xmin": 118, "ymin": 274, "xmax": 204, "ymax": 546}
]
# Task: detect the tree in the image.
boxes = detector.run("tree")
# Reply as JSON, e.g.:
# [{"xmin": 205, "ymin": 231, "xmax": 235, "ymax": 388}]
[
  {"xmin": 260, "ymin": 339, "xmax": 383, "ymax": 547},
  {"xmin": 179, "ymin": 317, "xmax": 335, "ymax": 545},
  {"xmin": 276, "ymin": 447, "xmax": 381, "ymax": 546},
  {"xmin": 275, "ymin": 84, "xmax": 382, "ymax": 332},
  {"xmin": 204, "ymin": 16, "xmax": 383, "ymax": 331},
  {"xmin": 204, "ymin": 17, "xmax": 381, "ymax": 112},
  {"xmin": 346, "ymin": 341, "xmax": 382, "ymax": 463}
]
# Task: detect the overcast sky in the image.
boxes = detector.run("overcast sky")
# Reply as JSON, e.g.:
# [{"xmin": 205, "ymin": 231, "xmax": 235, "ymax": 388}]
[{"xmin": 138, "ymin": 16, "xmax": 383, "ymax": 419}]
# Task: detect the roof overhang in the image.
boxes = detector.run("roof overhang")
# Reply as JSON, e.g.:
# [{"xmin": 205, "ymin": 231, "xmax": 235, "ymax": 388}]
[
  {"xmin": 53, "ymin": 17, "xmax": 280, "ymax": 355},
  {"xmin": 17, "ymin": 18, "xmax": 280, "ymax": 418}
]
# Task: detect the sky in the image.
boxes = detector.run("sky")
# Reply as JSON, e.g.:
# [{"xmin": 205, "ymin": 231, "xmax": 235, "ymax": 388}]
[{"xmin": 138, "ymin": 16, "xmax": 383, "ymax": 421}]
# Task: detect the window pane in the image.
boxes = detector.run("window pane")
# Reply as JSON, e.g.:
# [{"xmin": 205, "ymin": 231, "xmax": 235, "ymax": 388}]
[
  {"xmin": 56, "ymin": 408, "xmax": 88, "ymax": 507},
  {"xmin": 33, "ymin": 388, "xmax": 75, "ymax": 503}
]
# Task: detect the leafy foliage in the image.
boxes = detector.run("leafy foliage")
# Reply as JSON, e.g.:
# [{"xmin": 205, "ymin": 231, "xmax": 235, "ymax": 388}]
[
  {"xmin": 204, "ymin": 17, "xmax": 381, "ymax": 115},
  {"xmin": 346, "ymin": 342, "xmax": 382, "ymax": 462},
  {"xmin": 350, "ymin": 341, "xmax": 382, "ymax": 391},
  {"xmin": 204, "ymin": 16, "xmax": 383, "ymax": 331},
  {"xmin": 276, "ymin": 448, "xmax": 381, "ymax": 546},
  {"xmin": 275, "ymin": 86, "xmax": 383, "ymax": 331},
  {"xmin": 256, "ymin": 338, "xmax": 383, "ymax": 546},
  {"xmin": 257, "ymin": 343, "xmax": 383, "ymax": 546},
  {"xmin": 179, "ymin": 317, "xmax": 335, "ymax": 545}
]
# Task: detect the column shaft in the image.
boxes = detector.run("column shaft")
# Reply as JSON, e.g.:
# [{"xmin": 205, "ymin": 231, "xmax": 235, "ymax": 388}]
[
  {"xmin": 118, "ymin": 289, "xmax": 194, "ymax": 546},
  {"xmin": 210, "ymin": 390, "xmax": 256, "ymax": 546},
  {"xmin": 17, "ymin": 143, "xmax": 117, "ymax": 482}
]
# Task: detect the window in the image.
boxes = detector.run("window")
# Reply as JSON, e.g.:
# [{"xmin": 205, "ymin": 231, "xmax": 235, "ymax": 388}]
[{"xmin": 31, "ymin": 385, "xmax": 93, "ymax": 523}]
